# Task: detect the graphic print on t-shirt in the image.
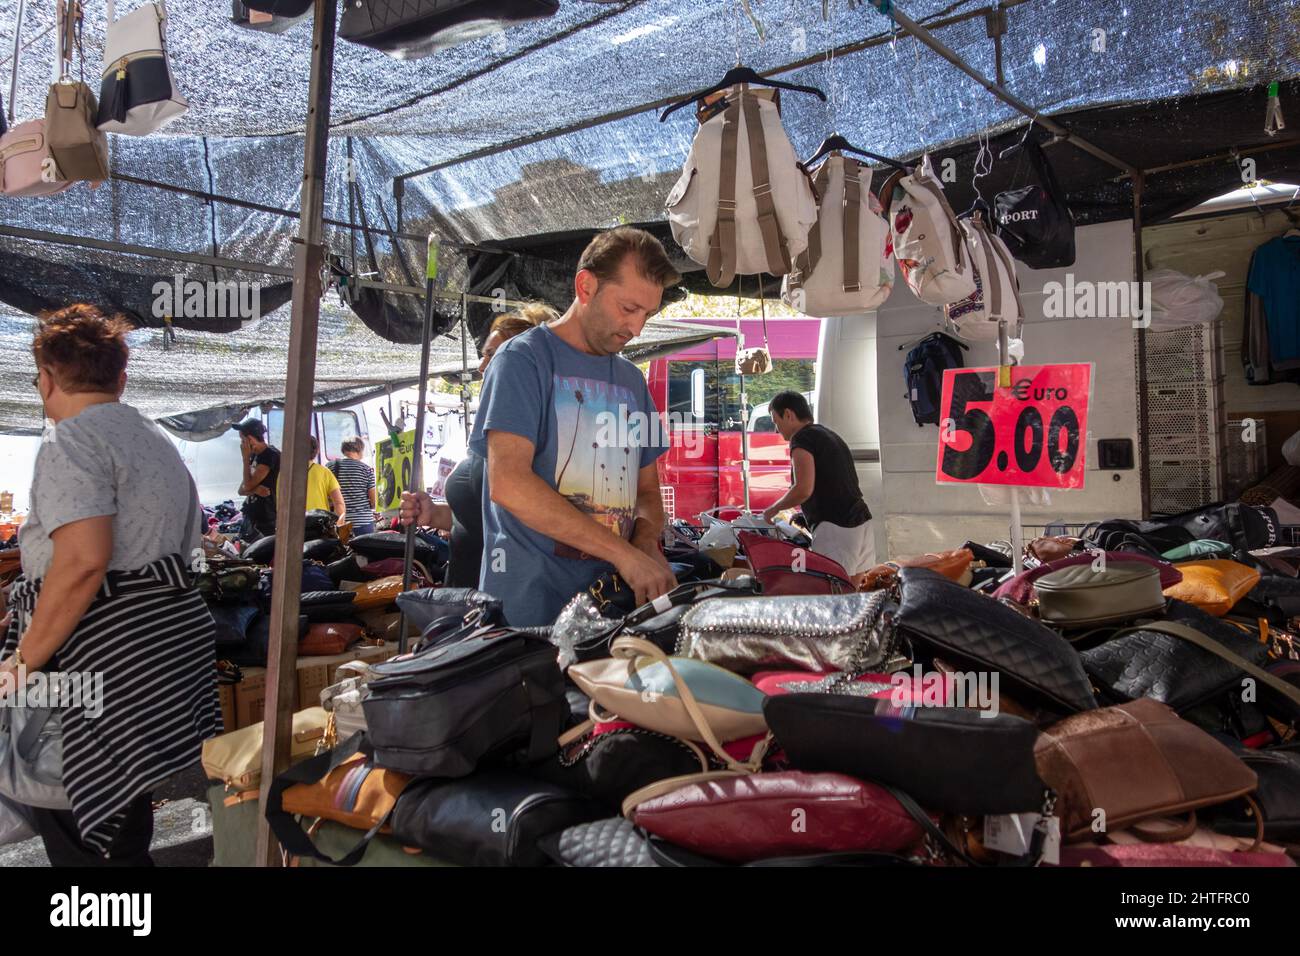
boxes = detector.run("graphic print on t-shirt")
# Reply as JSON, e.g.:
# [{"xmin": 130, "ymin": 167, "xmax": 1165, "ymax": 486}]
[{"xmin": 552, "ymin": 373, "xmax": 640, "ymax": 559}]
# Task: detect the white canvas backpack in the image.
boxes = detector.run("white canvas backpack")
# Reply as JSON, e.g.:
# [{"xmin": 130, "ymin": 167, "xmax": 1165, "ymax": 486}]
[
  {"xmin": 666, "ymin": 89, "xmax": 817, "ymax": 286},
  {"xmin": 882, "ymin": 165, "xmax": 976, "ymax": 306},
  {"xmin": 781, "ymin": 154, "xmax": 893, "ymax": 317},
  {"xmin": 945, "ymin": 212, "xmax": 1025, "ymax": 341}
]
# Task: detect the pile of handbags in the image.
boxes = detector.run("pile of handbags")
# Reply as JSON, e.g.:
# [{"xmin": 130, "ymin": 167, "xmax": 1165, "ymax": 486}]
[
  {"xmin": 239, "ymin": 505, "xmax": 1299, "ymax": 867},
  {"xmin": 198, "ymin": 520, "xmax": 448, "ymax": 665}
]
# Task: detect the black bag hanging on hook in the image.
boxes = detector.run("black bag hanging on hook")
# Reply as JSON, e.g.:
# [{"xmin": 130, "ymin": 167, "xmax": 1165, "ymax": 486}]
[
  {"xmin": 339, "ymin": 0, "xmax": 560, "ymax": 60},
  {"xmin": 994, "ymin": 140, "xmax": 1076, "ymax": 269}
]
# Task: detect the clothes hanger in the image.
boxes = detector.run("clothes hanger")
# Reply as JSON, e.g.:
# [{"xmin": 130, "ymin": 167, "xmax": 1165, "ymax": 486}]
[
  {"xmin": 959, "ymin": 130, "xmax": 994, "ymax": 219},
  {"xmin": 1283, "ymin": 188, "xmax": 1300, "ymax": 238},
  {"xmin": 803, "ymin": 133, "xmax": 912, "ymax": 174},
  {"xmin": 659, "ymin": 65, "xmax": 827, "ymax": 122}
]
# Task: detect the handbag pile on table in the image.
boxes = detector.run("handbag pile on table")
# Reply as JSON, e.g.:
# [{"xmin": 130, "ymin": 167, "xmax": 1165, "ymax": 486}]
[{"xmin": 200, "ymin": 501, "xmax": 1300, "ymax": 867}]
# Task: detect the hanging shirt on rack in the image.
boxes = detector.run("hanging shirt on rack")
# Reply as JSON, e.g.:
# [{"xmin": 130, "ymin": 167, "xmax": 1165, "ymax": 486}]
[{"xmin": 1247, "ymin": 236, "xmax": 1300, "ymax": 365}]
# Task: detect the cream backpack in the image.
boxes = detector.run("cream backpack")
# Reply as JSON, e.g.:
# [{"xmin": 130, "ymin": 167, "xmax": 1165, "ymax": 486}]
[
  {"xmin": 781, "ymin": 154, "xmax": 893, "ymax": 317},
  {"xmin": 666, "ymin": 88, "xmax": 817, "ymax": 286},
  {"xmin": 945, "ymin": 211, "xmax": 1025, "ymax": 341},
  {"xmin": 882, "ymin": 165, "xmax": 976, "ymax": 306}
]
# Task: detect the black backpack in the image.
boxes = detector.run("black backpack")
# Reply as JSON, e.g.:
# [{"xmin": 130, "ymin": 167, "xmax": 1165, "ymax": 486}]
[
  {"xmin": 994, "ymin": 140, "xmax": 1076, "ymax": 269},
  {"xmin": 904, "ymin": 333, "xmax": 967, "ymax": 427}
]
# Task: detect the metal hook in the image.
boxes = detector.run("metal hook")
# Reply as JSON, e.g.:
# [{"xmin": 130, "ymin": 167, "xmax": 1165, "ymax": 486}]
[{"xmin": 999, "ymin": 118, "xmax": 1037, "ymax": 159}]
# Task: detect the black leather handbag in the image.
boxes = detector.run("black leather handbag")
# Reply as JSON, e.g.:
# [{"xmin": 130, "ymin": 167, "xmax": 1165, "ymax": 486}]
[
  {"xmin": 232, "ymin": 0, "xmax": 310, "ymax": 32},
  {"xmin": 339, "ymin": 0, "xmax": 560, "ymax": 60},
  {"xmin": 363, "ymin": 627, "xmax": 565, "ymax": 777},
  {"xmin": 303, "ymin": 538, "xmax": 345, "ymax": 563},
  {"xmin": 1081, "ymin": 600, "xmax": 1300, "ymax": 718},
  {"xmin": 530, "ymin": 723, "xmax": 707, "ymax": 811},
  {"xmin": 395, "ymin": 586, "xmax": 504, "ymax": 639},
  {"xmin": 1208, "ymin": 742, "xmax": 1300, "ymax": 842},
  {"xmin": 993, "ymin": 140, "xmax": 1075, "ymax": 269},
  {"xmin": 763, "ymin": 694, "xmax": 1048, "ymax": 815},
  {"xmin": 895, "ymin": 568, "xmax": 1097, "ymax": 714},
  {"xmin": 349, "ymin": 531, "xmax": 440, "ymax": 569},
  {"xmin": 389, "ymin": 770, "xmax": 604, "ymax": 866}
]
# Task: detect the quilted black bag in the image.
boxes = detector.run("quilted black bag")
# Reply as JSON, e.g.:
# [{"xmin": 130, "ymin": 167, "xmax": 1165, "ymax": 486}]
[
  {"xmin": 339, "ymin": 0, "xmax": 560, "ymax": 60},
  {"xmin": 389, "ymin": 770, "xmax": 603, "ymax": 866},
  {"xmin": 994, "ymin": 140, "xmax": 1075, "ymax": 269},
  {"xmin": 895, "ymin": 567, "xmax": 1097, "ymax": 714},
  {"xmin": 539, "ymin": 817, "xmax": 659, "ymax": 868},
  {"xmin": 363, "ymin": 626, "xmax": 565, "ymax": 777},
  {"xmin": 764, "ymin": 695, "xmax": 1047, "ymax": 815}
]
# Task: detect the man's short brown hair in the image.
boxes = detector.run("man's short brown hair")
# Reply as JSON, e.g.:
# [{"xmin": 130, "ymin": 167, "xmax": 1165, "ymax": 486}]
[
  {"xmin": 488, "ymin": 302, "xmax": 558, "ymax": 341},
  {"xmin": 32, "ymin": 304, "xmax": 131, "ymax": 393},
  {"xmin": 341, "ymin": 437, "xmax": 365, "ymax": 455},
  {"xmin": 578, "ymin": 227, "xmax": 680, "ymax": 289}
]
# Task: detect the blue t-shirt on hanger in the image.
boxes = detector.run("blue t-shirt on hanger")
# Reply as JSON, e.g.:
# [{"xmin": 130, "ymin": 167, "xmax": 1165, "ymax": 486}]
[
  {"xmin": 1247, "ymin": 236, "xmax": 1300, "ymax": 364},
  {"xmin": 468, "ymin": 324, "xmax": 668, "ymax": 626}
]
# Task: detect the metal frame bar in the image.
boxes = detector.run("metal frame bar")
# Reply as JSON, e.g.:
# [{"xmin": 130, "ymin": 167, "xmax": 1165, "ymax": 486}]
[
  {"xmin": 255, "ymin": 0, "xmax": 337, "ymax": 867},
  {"xmin": 392, "ymin": 0, "xmax": 1036, "ymax": 186}
]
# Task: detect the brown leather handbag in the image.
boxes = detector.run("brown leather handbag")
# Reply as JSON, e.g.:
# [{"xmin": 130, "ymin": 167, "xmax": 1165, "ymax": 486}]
[
  {"xmin": 1027, "ymin": 535, "xmax": 1079, "ymax": 564},
  {"xmin": 1034, "ymin": 698, "xmax": 1258, "ymax": 842},
  {"xmin": 859, "ymin": 548, "xmax": 974, "ymax": 591}
]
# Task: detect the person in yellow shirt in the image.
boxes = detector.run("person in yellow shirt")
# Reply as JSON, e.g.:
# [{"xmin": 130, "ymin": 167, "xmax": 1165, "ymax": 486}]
[{"xmin": 280, "ymin": 435, "xmax": 346, "ymax": 516}]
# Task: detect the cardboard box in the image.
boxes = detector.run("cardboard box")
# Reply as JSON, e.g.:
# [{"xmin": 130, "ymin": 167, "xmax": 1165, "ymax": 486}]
[
  {"xmin": 295, "ymin": 642, "xmax": 400, "ymax": 709},
  {"xmin": 233, "ymin": 667, "xmax": 299, "ymax": 729},
  {"xmin": 234, "ymin": 668, "xmax": 266, "ymax": 730},
  {"xmin": 218, "ymin": 683, "xmax": 235, "ymax": 733}
]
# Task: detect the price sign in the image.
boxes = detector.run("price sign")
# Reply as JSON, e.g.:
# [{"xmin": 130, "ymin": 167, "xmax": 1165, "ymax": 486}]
[
  {"xmin": 374, "ymin": 429, "xmax": 415, "ymax": 514},
  {"xmin": 935, "ymin": 364, "xmax": 1092, "ymax": 489}
]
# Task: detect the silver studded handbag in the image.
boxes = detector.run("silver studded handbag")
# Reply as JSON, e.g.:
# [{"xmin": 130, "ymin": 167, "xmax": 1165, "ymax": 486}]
[{"xmin": 675, "ymin": 590, "xmax": 899, "ymax": 677}]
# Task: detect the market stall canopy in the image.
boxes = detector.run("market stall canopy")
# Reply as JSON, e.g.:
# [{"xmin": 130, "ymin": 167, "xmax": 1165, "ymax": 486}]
[
  {"xmin": 0, "ymin": 302, "xmax": 728, "ymax": 437},
  {"xmin": 0, "ymin": 0, "xmax": 1298, "ymax": 337}
]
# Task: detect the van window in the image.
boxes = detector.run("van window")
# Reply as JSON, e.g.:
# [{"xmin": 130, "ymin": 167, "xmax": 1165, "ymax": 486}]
[{"xmin": 321, "ymin": 411, "xmax": 363, "ymax": 461}]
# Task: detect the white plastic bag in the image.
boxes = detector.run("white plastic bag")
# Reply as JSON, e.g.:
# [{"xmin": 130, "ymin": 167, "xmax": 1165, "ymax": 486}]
[{"xmin": 1148, "ymin": 269, "xmax": 1225, "ymax": 329}]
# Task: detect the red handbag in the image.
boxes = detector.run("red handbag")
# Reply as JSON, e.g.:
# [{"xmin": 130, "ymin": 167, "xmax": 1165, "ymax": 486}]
[
  {"xmin": 753, "ymin": 670, "xmax": 898, "ymax": 699},
  {"xmin": 736, "ymin": 532, "xmax": 855, "ymax": 595},
  {"xmin": 628, "ymin": 771, "xmax": 924, "ymax": 863},
  {"xmin": 299, "ymin": 623, "xmax": 364, "ymax": 657}
]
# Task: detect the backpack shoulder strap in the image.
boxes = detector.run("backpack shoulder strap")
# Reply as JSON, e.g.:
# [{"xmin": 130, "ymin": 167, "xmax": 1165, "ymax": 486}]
[
  {"xmin": 790, "ymin": 160, "xmax": 833, "ymax": 287},
  {"xmin": 705, "ymin": 98, "xmax": 742, "ymax": 288},
  {"xmin": 911, "ymin": 173, "xmax": 968, "ymax": 275},
  {"xmin": 740, "ymin": 92, "xmax": 792, "ymax": 278},
  {"xmin": 842, "ymin": 158, "xmax": 862, "ymax": 294}
]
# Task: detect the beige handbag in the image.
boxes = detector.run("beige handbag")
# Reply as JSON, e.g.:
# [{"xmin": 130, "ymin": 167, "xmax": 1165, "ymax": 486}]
[
  {"xmin": 1034, "ymin": 562, "xmax": 1167, "ymax": 628},
  {"xmin": 567, "ymin": 636, "xmax": 770, "ymax": 773},
  {"xmin": 200, "ymin": 707, "xmax": 330, "ymax": 793},
  {"xmin": 45, "ymin": 1, "xmax": 109, "ymax": 183}
]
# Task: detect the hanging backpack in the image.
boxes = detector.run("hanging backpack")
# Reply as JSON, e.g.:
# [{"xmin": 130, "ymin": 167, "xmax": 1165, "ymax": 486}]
[
  {"xmin": 96, "ymin": 0, "xmax": 188, "ymax": 136},
  {"xmin": 231, "ymin": 1, "xmax": 311, "ymax": 33},
  {"xmin": 666, "ymin": 88, "xmax": 818, "ymax": 287},
  {"xmin": 881, "ymin": 164, "xmax": 976, "ymax": 306},
  {"xmin": 0, "ymin": 1, "xmax": 75, "ymax": 197},
  {"xmin": 45, "ymin": 1, "xmax": 110, "ymax": 184},
  {"xmin": 781, "ymin": 154, "xmax": 893, "ymax": 317},
  {"xmin": 945, "ymin": 211, "xmax": 1025, "ymax": 342},
  {"xmin": 994, "ymin": 140, "xmax": 1076, "ymax": 269},
  {"xmin": 339, "ymin": 0, "xmax": 561, "ymax": 60},
  {"xmin": 904, "ymin": 332, "xmax": 967, "ymax": 427}
]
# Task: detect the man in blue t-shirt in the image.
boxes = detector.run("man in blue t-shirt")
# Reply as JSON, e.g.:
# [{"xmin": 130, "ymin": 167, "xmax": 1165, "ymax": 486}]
[{"xmin": 401, "ymin": 227, "xmax": 680, "ymax": 625}]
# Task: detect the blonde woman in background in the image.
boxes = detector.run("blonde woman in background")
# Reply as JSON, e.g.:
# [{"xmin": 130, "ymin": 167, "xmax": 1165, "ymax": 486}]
[{"xmin": 402, "ymin": 304, "xmax": 558, "ymax": 590}]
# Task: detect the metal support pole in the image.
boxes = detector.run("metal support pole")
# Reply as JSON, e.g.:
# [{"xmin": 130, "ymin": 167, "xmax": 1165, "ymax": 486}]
[
  {"xmin": 255, "ymin": 0, "xmax": 337, "ymax": 868},
  {"xmin": 739, "ymin": 373, "xmax": 751, "ymax": 512},
  {"xmin": 397, "ymin": 241, "xmax": 439, "ymax": 653},
  {"xmin": 1133, "ymin": 172, "xmax": 1151, "ymax": 517},
  {"xmin": 459, "ymin": 293, "xmax": 471, "ymax": 439},
  {"xmin": 7, "ymin": 0, "xmax": 25, "ymax": 123},
  {"xmin": 998, "ymin": 318, "xmax": 1024, "ymax": 574}
]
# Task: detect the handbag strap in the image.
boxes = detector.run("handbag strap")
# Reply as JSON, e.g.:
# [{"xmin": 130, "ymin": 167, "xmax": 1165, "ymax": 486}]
[
  {"xmin": 620, "ymin": 769, "xmax": 745, "ymax": 819},
  {"xmin": 1111, "ymin": 620, "xmax": 1300, "ymax": 709},
  {"xmin": 842, "ymin": 157, "xmax": 862, "ymax": 294},
  {"xmin": 610, "ymin": 635, "xmax": 767, "ymax": 773},
  {"xmin": 741, "ymin": 91, "xmax": 792, "ymax": 278},
  {"xmin": 1126, "ymin": 811, "xmax": 1198, "ymax": 844},
  {"xmin": 264, "ymin": 731, "xmax": 392, "ymax": 867}
]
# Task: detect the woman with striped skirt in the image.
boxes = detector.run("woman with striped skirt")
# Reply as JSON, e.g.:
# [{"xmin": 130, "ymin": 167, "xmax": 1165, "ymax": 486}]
[{"xmin": 0, "ymin": 306, "xmax": 221, "ymax": 866}]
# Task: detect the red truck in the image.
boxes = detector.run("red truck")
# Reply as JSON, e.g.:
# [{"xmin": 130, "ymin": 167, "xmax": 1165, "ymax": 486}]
[{"xmin": 646, "ymin": 318, "xmax": 820, "ymax": 522}]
